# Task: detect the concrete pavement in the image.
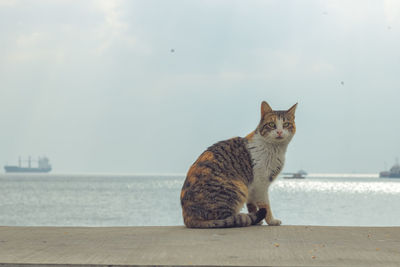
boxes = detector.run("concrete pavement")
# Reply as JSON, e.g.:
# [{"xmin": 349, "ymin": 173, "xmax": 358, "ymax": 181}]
[{"xmin": 0, "ymin": 225, "xmax": 399, "ymax": 266}]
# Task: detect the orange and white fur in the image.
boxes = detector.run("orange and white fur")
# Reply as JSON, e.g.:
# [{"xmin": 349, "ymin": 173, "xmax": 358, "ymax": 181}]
[
  {"xmin": 245, "ymin": 101, "xmax": 297, "ymax": 225},
  {"xmin": 181, "ymin": 101, "xmax": 297, "ymax": 228}
]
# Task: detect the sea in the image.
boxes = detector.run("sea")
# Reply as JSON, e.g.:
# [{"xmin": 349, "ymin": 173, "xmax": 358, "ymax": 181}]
[{"xmin": 0, "ymin": 173, "xmax": 399, "ymax": 227}]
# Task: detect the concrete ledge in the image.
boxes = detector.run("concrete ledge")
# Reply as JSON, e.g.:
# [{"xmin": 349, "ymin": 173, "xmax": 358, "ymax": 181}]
[{"xmin": 0, "ymin": 226, "xmax": 399, "ymax": 266}]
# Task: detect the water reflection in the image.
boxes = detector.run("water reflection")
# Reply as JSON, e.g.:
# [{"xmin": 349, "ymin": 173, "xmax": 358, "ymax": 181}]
[{"xmin": 274, "ymin": 177, "xmax": 400, "ymax": 195}]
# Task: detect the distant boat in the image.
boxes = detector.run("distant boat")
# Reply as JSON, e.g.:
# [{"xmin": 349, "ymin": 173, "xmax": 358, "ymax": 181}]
[
  {"xmin": 283, "ymin": 170, "xmax": 307, "ymax": 179},
  {"xmin": 380, "ymin": 159, "xmax": 400, "ymax": 178},
  {"xmin": 4, "ymin": 156, "xmax": 52, "ymax": 173}
]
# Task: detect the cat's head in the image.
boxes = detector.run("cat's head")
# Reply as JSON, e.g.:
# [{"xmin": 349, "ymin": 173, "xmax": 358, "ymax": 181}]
[{"xmin": 256, "ymin": 101, "xmax": 297, "ymax": 144}]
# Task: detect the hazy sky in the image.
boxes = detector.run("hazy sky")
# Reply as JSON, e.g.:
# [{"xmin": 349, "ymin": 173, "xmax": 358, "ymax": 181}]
[{"xmin": 1, "ymin": 0, "xmax": 400, "ymax": 174}]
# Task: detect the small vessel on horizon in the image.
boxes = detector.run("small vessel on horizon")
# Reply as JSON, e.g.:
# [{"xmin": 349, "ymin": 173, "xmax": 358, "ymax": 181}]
[
  {"xmin": 283, "ymin": 170, "xmax": 307, "ymax": 179},
  {"xmin": 379, "ymin": 159, "xmax": 400, "ymax": 178},
  {"xmin": 4, "ymin": 156, "xmax": 52, "ymax": 173}
]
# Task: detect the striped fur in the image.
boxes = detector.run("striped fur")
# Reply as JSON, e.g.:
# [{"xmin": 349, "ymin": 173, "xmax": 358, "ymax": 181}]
[{"xmin": 181, "ymin": 101, "xmax": 297, "ymax": 228}]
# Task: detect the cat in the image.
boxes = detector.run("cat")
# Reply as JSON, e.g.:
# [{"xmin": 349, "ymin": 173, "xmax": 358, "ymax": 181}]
[{"xmin": 180, "ymin": 101, "xmax": 297, "ymax": 228}]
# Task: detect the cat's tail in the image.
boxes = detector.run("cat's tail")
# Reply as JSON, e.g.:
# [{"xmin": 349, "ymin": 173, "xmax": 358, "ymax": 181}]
[{"xmin": 184, "ymin": 208, "xmax": 266, "ymax": 228}]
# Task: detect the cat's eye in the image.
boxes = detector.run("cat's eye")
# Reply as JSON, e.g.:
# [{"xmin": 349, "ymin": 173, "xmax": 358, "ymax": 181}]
[
  {"xmin": 283, "ymin": 122, "xmax": 291, "ymax": 128},
  {"xmin": 267, "ymin": 122, "xmax": 276, "ymax": 128}
]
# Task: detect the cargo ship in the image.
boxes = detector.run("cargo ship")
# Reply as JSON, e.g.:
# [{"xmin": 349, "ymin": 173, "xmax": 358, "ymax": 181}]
[
  {"xmin": 4, "ymin": 156, "xmax": 52, "ymax": 173},
  {"xmin": 379, "ymin": 159, "xmax": 400, "ymax": 178}
]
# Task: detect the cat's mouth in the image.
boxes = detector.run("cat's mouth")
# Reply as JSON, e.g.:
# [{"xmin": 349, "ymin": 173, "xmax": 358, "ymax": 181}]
[{"xmin": 276, "ymin": 136, "xmax": 284, "ymax": 140}]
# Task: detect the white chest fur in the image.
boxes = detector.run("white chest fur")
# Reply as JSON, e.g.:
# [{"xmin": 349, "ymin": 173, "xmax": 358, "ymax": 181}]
[{"xmin": 246, "ymin": 134, "xmax": 288, "ymax": 203}]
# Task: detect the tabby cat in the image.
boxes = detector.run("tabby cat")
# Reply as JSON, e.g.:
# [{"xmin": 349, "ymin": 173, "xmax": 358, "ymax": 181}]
[{"xmin": 180, "ymin": 101, "xmax": 297, "ymax": 228}]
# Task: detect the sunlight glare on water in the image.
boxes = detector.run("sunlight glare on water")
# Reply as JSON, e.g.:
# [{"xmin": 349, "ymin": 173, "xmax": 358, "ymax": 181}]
[
  {"xmin": 269, "ymin": 174, "xmax": 400, "ymax": 226},
  {"xmin": 273, "ymin": 177, "xmax": 400, "ymax": 195}
]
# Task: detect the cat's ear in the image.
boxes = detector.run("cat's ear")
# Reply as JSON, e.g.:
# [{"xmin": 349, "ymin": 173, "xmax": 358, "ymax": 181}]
[
  {"xmin": 287, "ymin": 103, "xmax": 298, "ymax": 116},
  {"xmin": 261, "ymin": 101, "xmax": 272, "ymax": 117}
]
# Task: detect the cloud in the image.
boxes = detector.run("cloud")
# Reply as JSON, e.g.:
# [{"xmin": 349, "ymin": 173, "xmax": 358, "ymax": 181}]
[
  {"xmin": 0, "ymin": 0, "xmax": 18, "ymax": 7},
  {"xmin": 92, "ymin": 0, "xmax": 136, "ymax": 54},
  {"xmin": 0, "ymin": 0, "xmax": 136, "ymax": 65},
  {"xmin": 384, "ymin": 0, "xmax": 400, "ymax": 26}
]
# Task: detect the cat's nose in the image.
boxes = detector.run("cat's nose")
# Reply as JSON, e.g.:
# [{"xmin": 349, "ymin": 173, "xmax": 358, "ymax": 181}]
[{"xmin": 277, "ymin": 130, "xmax": 283, "ymax": 136}]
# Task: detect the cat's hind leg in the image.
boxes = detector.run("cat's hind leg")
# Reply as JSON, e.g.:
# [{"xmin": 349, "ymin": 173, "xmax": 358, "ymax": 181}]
[
  {"xmin": 257, "ymin": 201, "xmax": 281, "ymax": 226},
  {"xmin": 247, "ymin": 202, "xmax": 265, "ymax": 225},
  {"xmin": 184, "ymin": 208, "xmax": 266, "ymax": 228},
  {"xmin": 246, "ymin": 203, "xmax": 258, "ymax": 213}
]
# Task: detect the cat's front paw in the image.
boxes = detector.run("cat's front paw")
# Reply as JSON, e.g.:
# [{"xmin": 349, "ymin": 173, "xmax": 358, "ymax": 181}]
[{"xmin": 267, "ymin": 218, "xmax": 282, "ymax": 226}]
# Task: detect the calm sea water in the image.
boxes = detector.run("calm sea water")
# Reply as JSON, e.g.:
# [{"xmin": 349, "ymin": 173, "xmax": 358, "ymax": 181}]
[{"xmin": 0, "ymin": 173, "xmax": 399, "ymax": 227}]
